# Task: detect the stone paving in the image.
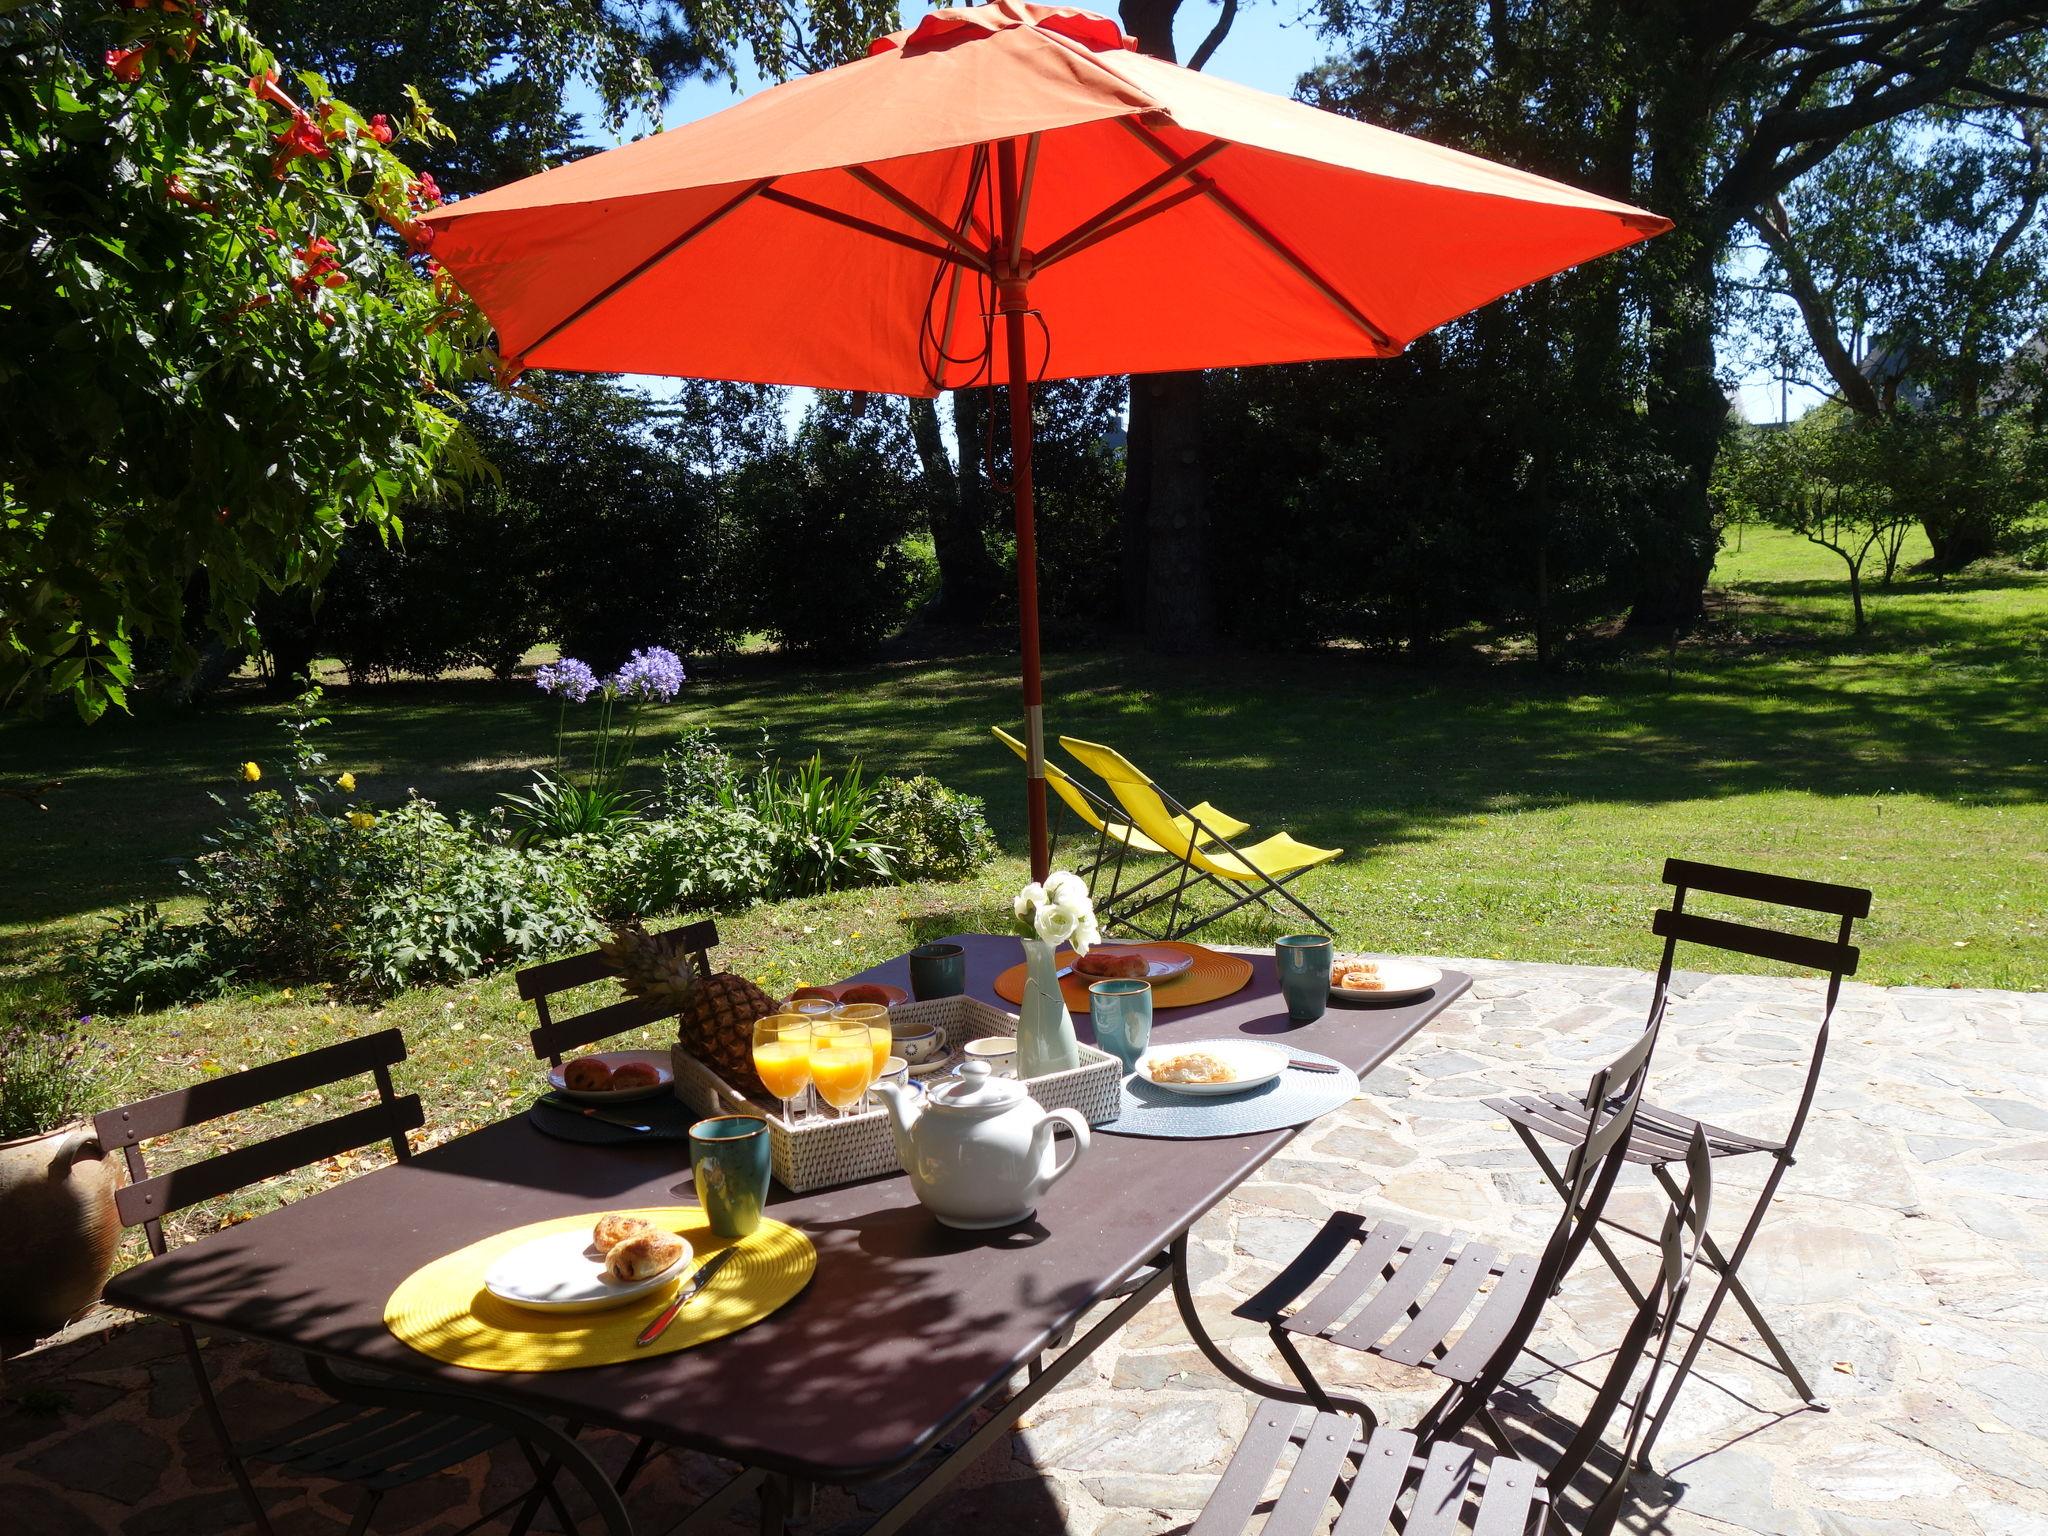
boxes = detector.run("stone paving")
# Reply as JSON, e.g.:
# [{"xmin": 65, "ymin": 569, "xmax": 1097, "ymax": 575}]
[{"xmin": 5, "ymin": 959, "xmax": 2046, "ymax": 1536}]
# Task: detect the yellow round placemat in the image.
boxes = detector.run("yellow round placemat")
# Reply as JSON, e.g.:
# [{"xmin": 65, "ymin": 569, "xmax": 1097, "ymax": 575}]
[
  {"xmin": 992, "ymin": 942, "xmax": 1254, "ymax": 1014},
  {"xmin": 383, "ymin": 1207, "xmax": 814, "ymax": 1372}
]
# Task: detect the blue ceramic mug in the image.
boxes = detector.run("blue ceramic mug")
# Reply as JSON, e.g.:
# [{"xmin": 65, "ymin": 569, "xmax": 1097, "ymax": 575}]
[
  {"xmin": 1089, "ymin": 978, "xmax": 1154, "ymax": 1073},
  {"xmin": 1275, "ymin": 934, "xmax": 1333, "ymax": 1023},
  {"xmin": 908, "ymin": 941, "xmax": 967, "ymax": 1001},
  {"xmin": 690, "ymin": 1115, "xmax": 771, "ymax": 1238}
]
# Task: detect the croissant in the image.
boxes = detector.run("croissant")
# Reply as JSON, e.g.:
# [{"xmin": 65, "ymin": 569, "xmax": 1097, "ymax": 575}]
[
  {"xmin": 593, "ymin": 1213, "xmax": 655, "ymax": 1251},
  {"xmin": 604, "ymin": 1230, "xmax": 685, "ymax": 1283},
  {"xmin": 563, "ymin": 1057, "xmax": 613, "ymax": 1091}
]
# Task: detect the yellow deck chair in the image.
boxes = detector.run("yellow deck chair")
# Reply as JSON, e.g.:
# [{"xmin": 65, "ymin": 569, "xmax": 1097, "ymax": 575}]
[
  {"xmin": 990, "ymin": 728, "xmax": 1249, "ymax": 918},
  {"xmin": 1060, "ymin": 735, "xmax": 1342, "ymax": 940}
]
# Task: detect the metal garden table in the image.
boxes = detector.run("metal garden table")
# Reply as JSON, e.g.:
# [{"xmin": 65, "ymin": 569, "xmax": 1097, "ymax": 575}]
[{"xmin": 103, "ymin": 936, "xmax": 1469, "ymax": 1534}]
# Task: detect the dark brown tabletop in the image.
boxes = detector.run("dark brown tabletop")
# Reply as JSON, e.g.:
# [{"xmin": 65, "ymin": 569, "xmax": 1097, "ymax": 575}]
[{"xmin": 104, "ymin": 936, "xmax": 1469, "ymax": 1484}]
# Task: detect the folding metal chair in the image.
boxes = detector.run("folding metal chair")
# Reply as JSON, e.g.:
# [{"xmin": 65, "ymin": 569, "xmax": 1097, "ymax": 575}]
[
  {"xmin": 990, "ymin": 726, "xmax": 1250, "ymax": 920},
  {"xmin": 1059, "ymin": 735, "xmax": 1341, "ymax": 940},
  {"xmin": 1180, "ymin": 1006, "xmax": 1663, "ymax": 1463},
  {"xmin": 519, "ymin": 916, "xmax": 716, "ymax": 1064},
  {"xmin": 96, "ymin": 1030, "xmax": 625, "ymax": 1536},
  {"xmin": 1189, "ymin": 1128, "xmax": 1712, "ymax": 1536},
  {"xmin": 1485, "ymin": 856, "xmax": 1871, "ymax": 1462}
]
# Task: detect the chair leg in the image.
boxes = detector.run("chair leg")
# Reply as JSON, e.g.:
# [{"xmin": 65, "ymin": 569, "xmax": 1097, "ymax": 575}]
[
  {"xmin": 1512, "ymin": 1123, "xmax": 1648, "ymax": 1307},
  {"xmin": 344, "ymin": 1488, "xmax": 382, "ymax": 1536},
  {"xmin": 179, "ymin": 1323, "xmax": 277, "ymax": 1536}
]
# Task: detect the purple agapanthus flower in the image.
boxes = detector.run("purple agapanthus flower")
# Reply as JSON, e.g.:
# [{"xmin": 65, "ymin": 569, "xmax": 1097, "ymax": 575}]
[
  {"xmin": 535, "ymin": 657, "xmax": 599, "ymax": 703},
  {"xmin": 613, "ymin": 646, "xmax": 686, "ymax": 703}
]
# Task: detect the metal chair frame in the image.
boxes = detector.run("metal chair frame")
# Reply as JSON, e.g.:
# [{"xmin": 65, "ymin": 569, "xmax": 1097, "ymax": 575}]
[
  {"xmin": 1177, "ymin": 1006, "xmax": 1663, "ymax": 1467},
  {"xmin": 1187, "ymin": 1129, "xmax": 1713, "ymax": 1536},
  {"xmin": 1485, "ymin": 856, "xmax": 1871, "ymax": 1464},
  {"xmin": 94, "ymin": 1030, "xmax": 626, "ymax": 1536},
  {"xmin": 518, "ymin": 917, "xmax": 717, "ymax": 1064}
]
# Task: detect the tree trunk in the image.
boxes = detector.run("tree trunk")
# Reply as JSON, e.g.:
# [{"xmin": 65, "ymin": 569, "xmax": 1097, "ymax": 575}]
[
  {"xmin": 907, "ymin": 395, "xmax": 1000, "ymax": 621},
  {"xmin": 1118, "ymin": 0, "xmax": 1219, "ymax": 653},
  {"xmin": 1847, "ymin": 561, "xmax": 1866, "ymax": 634}
]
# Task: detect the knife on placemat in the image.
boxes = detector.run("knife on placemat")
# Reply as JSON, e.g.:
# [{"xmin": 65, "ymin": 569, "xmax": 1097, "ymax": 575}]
[
  {"xmin": 538, "ymin": 1093, "xmax": 653, "ymax": 1132},
  {"xmin": 1286, "ymin": 1058, "xmax": 1340, "ymax": 1074},
  {"xmin": 636, "ymin": 1247, "xmax": 741, "ymax": 1346}
]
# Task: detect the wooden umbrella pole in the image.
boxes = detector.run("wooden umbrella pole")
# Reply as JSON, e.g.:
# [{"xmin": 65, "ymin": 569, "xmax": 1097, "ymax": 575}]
[{"xmin": 997, "ymin": 136, "xmax": 1050, "ymax": 881}]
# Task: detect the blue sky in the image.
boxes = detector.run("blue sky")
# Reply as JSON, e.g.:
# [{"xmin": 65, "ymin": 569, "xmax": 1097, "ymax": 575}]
[{"xmin": 560, "ymin": 1, "xmax": 1810, "ymax": 425}]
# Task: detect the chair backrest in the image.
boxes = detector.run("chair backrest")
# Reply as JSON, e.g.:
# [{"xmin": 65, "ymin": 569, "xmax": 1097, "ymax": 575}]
[
  {"xmin": 1060, "ymin": 736, "xmax": 1206, "ymax": 859},
  {"xmin": 517, "ymin": 918, "xmax": 717, "ymax": 1064},
  {"xmin": 94, "ymin": 1029, "xmax": 423, "ymax": 1257},
  {"xmin": 993, "ymin": 726, "xmax": 1109, "ymax": 832},
  {"xmin": 1650, "ymin": 858, "xmax": 1871, "ymax": 1147},
  {"xmin": 1555, "ymin": 1126, "xmax": 1713, "ymax": 1535}
]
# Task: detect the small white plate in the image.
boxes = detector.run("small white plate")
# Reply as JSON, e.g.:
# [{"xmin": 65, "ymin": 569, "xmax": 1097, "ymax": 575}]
[
  {"xmin": 547, "ymin": 1050, "xmax": 674, "ymax": 1104},
  {"xmin": 1134, "ymin": 1039, "xmax": 1287, "ymax": 1097},
  {"xmin": 483, "ymin": 1228, "xmax": 692, "ymax": 1314},
  {"xmin": 1330, "ymin": 959, "xmax": 1443, "ymax": 1004}
]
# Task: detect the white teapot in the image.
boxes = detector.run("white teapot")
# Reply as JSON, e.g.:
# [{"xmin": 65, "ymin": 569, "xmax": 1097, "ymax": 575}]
[{"xmin": 875, "ymin": 1061, "xmax": 1089, "ymax": 1229}]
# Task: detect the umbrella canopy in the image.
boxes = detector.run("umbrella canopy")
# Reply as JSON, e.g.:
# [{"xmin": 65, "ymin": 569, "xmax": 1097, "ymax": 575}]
[{"xmin": 423, "ymin": 1, "xmax": 1669, "ymax": 879}]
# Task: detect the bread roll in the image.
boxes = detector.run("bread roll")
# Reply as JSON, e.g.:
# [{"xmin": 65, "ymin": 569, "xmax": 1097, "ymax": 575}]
[
  {"xmin": 604, "ymin": 1230, "xmax": 685, "ymax": 1283},
  {"xmin": 608, "ymin": 1061, "xmax": 661, "ymax": 1089},
  {"xmin": 838, "ymin": 983, "xmax": 894, "ymax": 1005},
  {"xmin": 593, "ymin": 1213, "xmax": 654, "ymax": 1251},
  {"xmin": 564, "ymin": 1056, "xmax": 613, "ymax": 1091},
  {"xmin": 1077, "ymin": 951, "xmax": 1147, "ymax": 980}
]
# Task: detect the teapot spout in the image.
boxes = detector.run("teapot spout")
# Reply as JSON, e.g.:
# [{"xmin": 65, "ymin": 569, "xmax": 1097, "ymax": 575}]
[{"xmin": 875, "ymin": 1082, "xmax": 919, "ymax": 1171}]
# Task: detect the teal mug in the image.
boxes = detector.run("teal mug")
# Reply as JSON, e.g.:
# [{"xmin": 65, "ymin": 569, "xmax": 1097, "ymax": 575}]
[
  {"xmin": 1275, "ymin": 934, "xmax": 1333, "ymax": 1023},
  {"xmin": 909, "ymin": 941, "xmax": 967, "ymax": 1001},
  {"xmin": 1089, "ymin": 978, "xmax": 1153, "ymax": 1072},
  {"xmin": 690, "ymin": 1115, "xmax": 771, "ymax": 1238}
]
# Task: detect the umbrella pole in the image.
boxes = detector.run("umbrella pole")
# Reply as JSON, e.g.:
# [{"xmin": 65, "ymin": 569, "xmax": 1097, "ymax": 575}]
[{"xmin": 997, "ymin": 139, "xmax": 1050, "ymax": 882}]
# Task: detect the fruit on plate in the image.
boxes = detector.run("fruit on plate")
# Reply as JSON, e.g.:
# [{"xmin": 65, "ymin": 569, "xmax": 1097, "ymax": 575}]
[
  {"xmin": 601, "ymin": 920, "xmax": 775, "ymax": 1096},
  {"xmin": 838, "ymin": 983, "xmax": 895, "ymax": 1006},
  {"xmin": 1075, "ymin": 950, "xmax": 1147, "ymax": 980}
]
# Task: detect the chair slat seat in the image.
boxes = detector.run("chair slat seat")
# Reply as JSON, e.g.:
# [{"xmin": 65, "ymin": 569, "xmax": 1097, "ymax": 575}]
[
  {"xmin": 243, "ymin": 1402, "xmax": 512, "ymax": 1491},
  {"xmin": 1276, "ymin": 1218, "xmax": 1539, "ymax": 1386},
  {"xmin": 1486, "ymin": 1090, "xmax": 1781, "ymax": 1163}
]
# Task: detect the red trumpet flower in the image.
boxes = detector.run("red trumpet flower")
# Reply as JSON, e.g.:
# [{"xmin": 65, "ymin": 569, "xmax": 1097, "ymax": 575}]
[
  {"xmin": 249, "ymin": 70, "xmax": 298, "ymax": 113},
  {"xmin": 289, "ymin": 236, "xmax": 348, "ymax": 296},
  {"xmin": 104, "ymin": 46, "xmax": 147, "ymax": 83},
  {"xmin": 367, "ymin": 114, "xmax": 394, "ymax": 145},
  {"xmin": 407, "ymin": 172, "xmax": 442, "ymax": 209}
]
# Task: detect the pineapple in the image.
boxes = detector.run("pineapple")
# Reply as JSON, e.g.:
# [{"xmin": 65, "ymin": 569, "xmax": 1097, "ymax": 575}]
[{"xmin": 602, "ymin": 921, "xmax": 777, "ymax": 1097}]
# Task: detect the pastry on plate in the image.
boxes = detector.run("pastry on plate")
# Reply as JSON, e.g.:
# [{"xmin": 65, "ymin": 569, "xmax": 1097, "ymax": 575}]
[
  {"xmin": 1075, "ymin": 950, "xmax": 1147, "ymax": 980},
  {"xmin": 592, "ymin": 1213, "xmax": 655, "ymax": 1251},
  {"xmin": 603, "ymin": 1229, "xmax": 685, "ymax": 1283},
  {"xmin": 1333, "ymin": 959, "xmax": 1385, "ymax": 992},
  {"xmin": 838, "ymin": 983, "xmax": 895, "ymax": 1006},
  {"xmin": 563, "ymin": 1056, "xmax": 614, "ymax": 1091},
  {"xmin": 1147, "ymin": 1051, "xmax": 1234, "ymax": 1085},
  {"xmin": 608, "ymin": 1060, "xmax": 662, "ymax": 1089}
]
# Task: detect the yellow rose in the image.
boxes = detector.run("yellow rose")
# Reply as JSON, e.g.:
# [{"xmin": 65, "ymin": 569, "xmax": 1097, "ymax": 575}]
[
  {"xmin": 240, "ymin": 761, "xmax": 261, "ymax": 783},
  {"xmin": 337, "ymin": 771, "xmax": 357, "ymax": 793},
  {"xmin": 349, "ymin": 811, "xmax": 378, "ymax": 831}
]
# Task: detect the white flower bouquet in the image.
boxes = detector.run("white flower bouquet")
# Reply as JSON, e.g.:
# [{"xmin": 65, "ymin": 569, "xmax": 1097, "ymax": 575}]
[{"xmin": 1012, "ymin": 871, "xmax": 1101, "ymax": 954}]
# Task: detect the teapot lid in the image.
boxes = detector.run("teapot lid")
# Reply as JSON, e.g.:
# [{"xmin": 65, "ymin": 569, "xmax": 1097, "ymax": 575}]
[{"xmin": 928, "ymin": 1059, "xmax": 1027, "ymax": 1113}]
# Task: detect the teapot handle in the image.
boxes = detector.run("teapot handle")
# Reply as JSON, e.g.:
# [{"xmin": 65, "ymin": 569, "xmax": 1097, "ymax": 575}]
[{"xmin": 1033, "ymin": 1108, "xmax": 1090, "ymax": 1191}]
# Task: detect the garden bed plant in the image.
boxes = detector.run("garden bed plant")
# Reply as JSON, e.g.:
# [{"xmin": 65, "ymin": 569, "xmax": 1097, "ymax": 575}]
[{"xmin": 74, "ymin": 666, "xmax": 998, "ymax": 1010}]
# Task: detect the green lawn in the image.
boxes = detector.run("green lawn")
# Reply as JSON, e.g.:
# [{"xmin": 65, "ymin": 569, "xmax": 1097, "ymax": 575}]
[{"xmin": 1, "ymin": 527, "xmax": 2042, "ymax": 1229}]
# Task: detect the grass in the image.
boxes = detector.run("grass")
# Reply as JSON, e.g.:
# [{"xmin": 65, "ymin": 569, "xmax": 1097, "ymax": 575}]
[{"xmin": 0, "ymin": 527, "xmax": 2041, "ymax": 1246}]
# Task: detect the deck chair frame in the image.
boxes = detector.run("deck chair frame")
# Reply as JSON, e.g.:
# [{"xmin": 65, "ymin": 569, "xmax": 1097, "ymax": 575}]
[
  {"xmin": 95, "ymin": 1030, "xmax": 631, "ymax": 1536},
  {"xmin": 1486, "ymin": 856, "xmax": 1871, "ymax": 1465}
]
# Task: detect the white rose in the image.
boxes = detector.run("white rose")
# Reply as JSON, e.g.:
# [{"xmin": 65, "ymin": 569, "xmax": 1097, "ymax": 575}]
[
  {"xmin": 1033, "ymin": 903, "xmax": 1078, "ymax": 946},
  {"xmin": 1044, "ymin": 870, "xmax": 1086, "ymax": 906},
  {"xmin": 1013, "ymin": 882, "xmax": 1047, "ymax": 922},
  {"xmin": 1069, "ymin": 911, "xmax": 1101, "ymax": 957}
]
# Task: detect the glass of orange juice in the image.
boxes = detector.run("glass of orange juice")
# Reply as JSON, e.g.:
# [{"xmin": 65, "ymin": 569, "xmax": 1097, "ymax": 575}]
[
  {"xmin": 809, "ymin": 1020, "xmax": 875, "ymax": 1120},
  {"xmin": 752, "ymin": 1014, "xmax": 813, "ymax": 1125},
  {"xmin": 835, "ymin": 1002, "xmax": 892, "ymax": 1110}
]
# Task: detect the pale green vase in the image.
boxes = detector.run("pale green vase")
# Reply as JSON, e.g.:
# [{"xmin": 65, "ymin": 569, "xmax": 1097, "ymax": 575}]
[{"xmin": 1017, "ymin": 938, "xmax": 1081, "ymax": 1079}]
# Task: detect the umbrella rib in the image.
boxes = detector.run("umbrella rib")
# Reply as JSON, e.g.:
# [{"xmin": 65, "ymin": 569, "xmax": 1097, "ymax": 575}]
[
  {"xmin": 844, "ymin": 165, "xmax": 996, "ymax": 270},
  {"xmin": 1118, "ymin": 118, "xmax": 1396, "ymax": 352},
  {"xmin": 1035, "ymin": 138, "xmax": 1229, "ymax": 270},
  {"xmin": 761, "ymin": 186, "xmax": 991, "ymax": 275},
  {"xmin": 515, "ymin": 177, "xmax": 772, "ymax": 364}
]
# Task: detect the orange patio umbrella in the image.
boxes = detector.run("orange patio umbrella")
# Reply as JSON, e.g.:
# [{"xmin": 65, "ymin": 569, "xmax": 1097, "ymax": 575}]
[{"xmin": 422, "ymin": 1, "xmax": 1669, "ymax": 880}]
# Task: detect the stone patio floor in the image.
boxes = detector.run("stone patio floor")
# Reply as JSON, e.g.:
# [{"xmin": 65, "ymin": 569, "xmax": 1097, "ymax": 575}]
[{"xmin": 5, "ymin": 958, "xmax": 2045, "ymax": 1536}]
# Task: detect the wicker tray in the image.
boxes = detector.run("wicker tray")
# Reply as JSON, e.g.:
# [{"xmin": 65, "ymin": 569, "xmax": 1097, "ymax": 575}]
[{"xmin": 671, "ymin": 995, "xmax": 1124, "ymax": 1194}]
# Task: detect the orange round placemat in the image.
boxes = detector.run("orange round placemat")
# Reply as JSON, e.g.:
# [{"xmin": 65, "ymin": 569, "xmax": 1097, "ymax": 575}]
[{"xmin": 992, "ymin": 942, "xmax": 1254, "ymax": 1013}]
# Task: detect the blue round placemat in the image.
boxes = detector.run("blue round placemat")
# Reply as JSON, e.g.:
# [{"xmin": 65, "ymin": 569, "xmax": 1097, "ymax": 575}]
[{"xmin": 1094, "ymin": 1044, "xmax": 1359, "ymax": 1139}]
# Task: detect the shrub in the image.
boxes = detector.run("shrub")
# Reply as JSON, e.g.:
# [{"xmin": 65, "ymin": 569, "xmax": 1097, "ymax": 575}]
[
  {"xmin": 0, "ymin": 1023, "xmax": 104, "ymax": 1140},
  {"xmin": 654, "ymin": 726, "xmax": 746, "ymax": 814},
  {"xmin": 75, "ymin": 903, "xmax": 229, "ymax": 1014},
  {"xmin": 863, "ymin": 776, "xmax": 998, "ymax": 883},
  {"xmin": 560, "ymin": 807, "xmax": 779, "ymax": 921}
]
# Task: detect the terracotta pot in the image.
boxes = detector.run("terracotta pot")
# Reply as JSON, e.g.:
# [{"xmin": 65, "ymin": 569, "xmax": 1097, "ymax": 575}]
[{"xmin": 0, "ymin": 1120, "xmax": 124, "ymax": 1336}]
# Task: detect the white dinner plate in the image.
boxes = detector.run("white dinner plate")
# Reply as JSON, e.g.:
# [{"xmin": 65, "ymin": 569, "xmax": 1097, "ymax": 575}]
[
  {"xmin": 1329, "ymin": 958, "xmax": 1443, "ymax": 1005},
  {"xmin": 1133, "ymin": 1039, "xmax": 1287, "ymax": 1097},
  {"xmin": 483, "ymin": 1228, "xmax": 692, "ymax": 1314},
  {"xmin": 1057, "ymin": 944, "xmax": 1196, "ymax": 984},
  {"xmin": 546, "ymin": 1049, "xmax": 674, "ymax": 1104}
]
